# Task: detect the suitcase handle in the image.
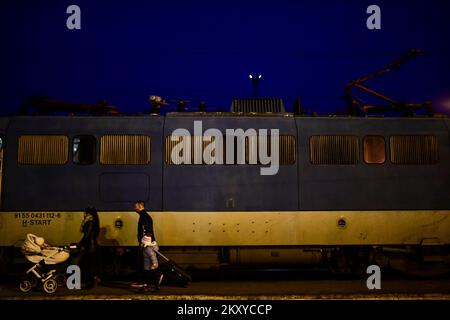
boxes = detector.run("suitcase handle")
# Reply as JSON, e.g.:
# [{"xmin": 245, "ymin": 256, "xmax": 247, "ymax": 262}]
[{"xmin": 155, "ymin": 250, "xmax": 170, "ymax": 262}]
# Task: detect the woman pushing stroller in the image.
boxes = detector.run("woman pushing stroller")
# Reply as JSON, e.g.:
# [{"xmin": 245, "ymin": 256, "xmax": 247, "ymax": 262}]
[
  {"xmin": 78, "ymin": 207, "xmax": 101, "ymax": 289},
  {"xmin": 20, "ymin": 208, "xmax": 101, "ymax": 293}
]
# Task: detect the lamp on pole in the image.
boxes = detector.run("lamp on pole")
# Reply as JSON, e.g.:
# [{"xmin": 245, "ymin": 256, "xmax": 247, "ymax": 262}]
[{"xmin": 248, "ymin": 74, "xmax": 262, "ymax": 97}]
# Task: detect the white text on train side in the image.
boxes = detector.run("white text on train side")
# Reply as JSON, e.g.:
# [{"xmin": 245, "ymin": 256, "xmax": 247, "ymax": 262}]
[{"xmin": 170, "ymin": 121, "xmax": 280, "ymax": 175}]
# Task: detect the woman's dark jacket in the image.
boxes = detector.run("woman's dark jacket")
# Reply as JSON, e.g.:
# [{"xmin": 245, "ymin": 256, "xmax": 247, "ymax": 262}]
[{"xmin": 79, "ymin": 219, "xmax": 99, "ymax": 253}]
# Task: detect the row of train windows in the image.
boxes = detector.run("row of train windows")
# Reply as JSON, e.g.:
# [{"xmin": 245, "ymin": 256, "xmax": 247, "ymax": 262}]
[
  {"xmin": 15, "ymin": 134, "xmax": 439, "ymax": 166},
  {"xmin": 163, "ymin": 135, "xmax": 297, "ymax": 165},
  {"xmin": 311, "ymin": 135, "xmax": 438, "ymax": 165},
  {"xmin": 16, "ymin": 135, "xmax": 296, "ymax": 165},
  {"xmin": 17, "ymin": 135, "xmax": 151, "ymax": 165}
]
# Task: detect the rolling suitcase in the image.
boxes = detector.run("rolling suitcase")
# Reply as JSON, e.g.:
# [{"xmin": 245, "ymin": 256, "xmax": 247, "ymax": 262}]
[{"xmin": 156, "ymin": 250, "xmax": 192, "ymax": 287}]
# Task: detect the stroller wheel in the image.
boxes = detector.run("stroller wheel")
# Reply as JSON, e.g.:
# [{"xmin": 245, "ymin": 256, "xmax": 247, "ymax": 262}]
[
  {"xmin": 43, "ymin": 279, "xmax": 58, "ymax": 294},
  {"xmin": 19, "ymin": 280, "xmax": 32, "ymax": 293},
  {"xmin": 54, "ymin": 274, "xmax": 67, "ymax": 287}
]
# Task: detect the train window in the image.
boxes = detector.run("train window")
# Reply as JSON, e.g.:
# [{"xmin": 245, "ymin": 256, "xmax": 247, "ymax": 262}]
[
  {"xmin": 245, "ymin": 135, "xmax": 258, "ymax": 164},
  {"xmin": 100, "ymin": 135, "xmax": 151, "ymax": 165},
  {"xmin": 247, "ymin": 135, "xmax": 296, "ymax": 165},
  {"xmin": 0, "ymin": 136, "xmax": 3, "ymax": 170},
  {"xmin": 73, "ymin": 135, "xmax": 96, "ymax": 165},
  {"xmin": 165, "ymin": 134, "xmax": 296, "ymax": 165},
  {"xmin": 310, "ymin": 135, "xmax": 359, "ymax": 165},
  {"xmin": 363, "ymin": 136, "xmax": 385, "ymax": 164},
  {"xmin": 279, "ymin": 135, "xmax": 296, "ymax": 165},
  {"xmin": 165, "ymin": 136, "xmax": 217, "ymax": 165},
  {"xmin": 165, "ymin": 135, "xmax": 184, "ymax": 165},
  {"xmin": 390, "ymin": 135, "xmax": 438, "ymax": 164},
  {"xmin": 18, "ymin": 135, "xmax": 69, "ymax": 165}
]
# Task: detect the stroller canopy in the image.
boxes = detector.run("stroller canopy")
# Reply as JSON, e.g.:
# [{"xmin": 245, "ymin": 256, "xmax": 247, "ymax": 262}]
[{"xmin": 22, "ymin": 234, "xmax": 70, "ymax": 265}]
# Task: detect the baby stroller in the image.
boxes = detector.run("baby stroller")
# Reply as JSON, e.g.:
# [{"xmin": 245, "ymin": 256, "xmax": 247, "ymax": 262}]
[{"xmin": 19, "ymin": 234, "xmax": 73, "ymax": 294}]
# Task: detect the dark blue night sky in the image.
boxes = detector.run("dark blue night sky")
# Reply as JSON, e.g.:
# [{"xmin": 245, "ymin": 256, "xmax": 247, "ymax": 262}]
[{"xmin": 1, "ymin": 0, "xmax": 450, "ymax": 115}]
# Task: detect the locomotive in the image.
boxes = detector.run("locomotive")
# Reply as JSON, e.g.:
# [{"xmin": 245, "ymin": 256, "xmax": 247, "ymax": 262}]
[{"xmin": 0, "ymin": 95, "xmax": 449, "ymax": 277}]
